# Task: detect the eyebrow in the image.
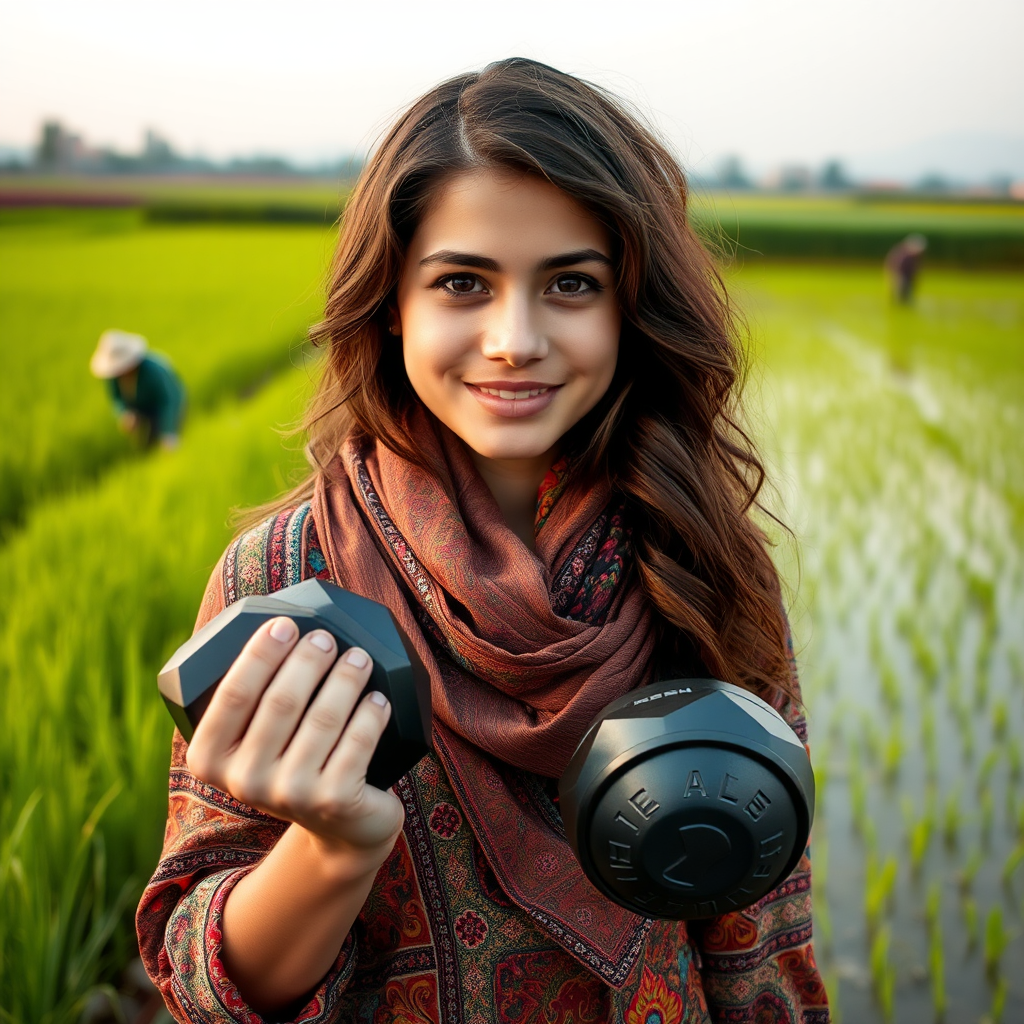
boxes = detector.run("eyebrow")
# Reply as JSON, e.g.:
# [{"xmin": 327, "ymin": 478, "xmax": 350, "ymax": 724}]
[{"xmin": 418, "ymin": 248, "xmax": 613, "ymax": 272}]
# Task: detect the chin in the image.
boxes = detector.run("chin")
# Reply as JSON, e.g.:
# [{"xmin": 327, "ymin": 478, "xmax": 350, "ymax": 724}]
[{"xmin": 467, "ymin": 433, "xmax": 557, "ymax": 463}]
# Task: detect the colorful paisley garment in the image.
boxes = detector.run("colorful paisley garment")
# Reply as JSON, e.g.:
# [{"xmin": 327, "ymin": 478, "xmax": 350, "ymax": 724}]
[{"xmin": 137, "ymin": 497, "xmax": 829, "ymax": 1023}]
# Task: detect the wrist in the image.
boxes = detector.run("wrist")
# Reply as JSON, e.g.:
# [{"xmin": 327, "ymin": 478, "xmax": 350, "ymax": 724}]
[{"xmin": 294, "ymin": 825, "xmax": 398, "ymax": 884}]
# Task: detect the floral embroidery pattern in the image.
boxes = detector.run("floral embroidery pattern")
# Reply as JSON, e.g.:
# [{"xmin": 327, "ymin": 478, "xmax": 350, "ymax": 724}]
[
  {"xmin": 428, "ymin": 801, "xmax": 463, "ymax": 839},
  {"xmin": 625, "ymin": 967, "xmax": 684, "ymax": 1024},
  {"xmin": 534, "ymin": 456, "xmax": 571, "ymax": 531},
  {"xmin": 375, "ymin": 975, "xmax": 440, "ymax": 1024},
  {"xmin": 495, "ymin": 950, "xmax": 608, "ymax": 1024},
  {"xmin": 534, "ymin": 851, "xmax": 559, "ymax": 876},
  {"xmin": 549, "ymin": 506, "xmax": 632, "ymax": 625},
  {"xmin": 454, "ymin": 910, "xmax": 488, "ymax": 948}
]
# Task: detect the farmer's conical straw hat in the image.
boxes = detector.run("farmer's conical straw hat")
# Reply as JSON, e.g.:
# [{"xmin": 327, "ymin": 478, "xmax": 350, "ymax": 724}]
[{"xmin": 90, "ymin": 330, "xmax": 148, "ymax": 378}]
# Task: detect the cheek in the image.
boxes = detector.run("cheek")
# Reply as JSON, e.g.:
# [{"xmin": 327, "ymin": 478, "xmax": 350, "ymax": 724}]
[
  {"xmin": 401, "ymin": 328, "xmax": 466, "ymax": 397},
  {"xmin": 572, "ymin": 308, "xmax": 620, "ymax": 381}
]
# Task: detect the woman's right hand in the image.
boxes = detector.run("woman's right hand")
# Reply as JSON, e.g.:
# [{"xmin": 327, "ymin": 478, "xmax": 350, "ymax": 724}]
[{"xmin": 184, "ymin": 616, "xmax": 405, "ymax": 863}]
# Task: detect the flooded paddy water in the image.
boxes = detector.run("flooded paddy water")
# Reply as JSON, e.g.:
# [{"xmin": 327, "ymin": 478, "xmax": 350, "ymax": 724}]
[{"xmin": 739, "ymin": 265, "xmax": 1024, "ymax": 1023}]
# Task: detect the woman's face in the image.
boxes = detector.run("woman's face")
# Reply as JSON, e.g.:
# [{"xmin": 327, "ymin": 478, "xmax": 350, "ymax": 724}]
[{"xmin": 395, "ymin": 167, "xmax": 620, "ymax": 467}]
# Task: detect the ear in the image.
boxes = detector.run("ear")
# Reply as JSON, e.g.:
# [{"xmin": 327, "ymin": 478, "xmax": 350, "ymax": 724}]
[{"xmin": 387, "ymin": 307, "xmax": 402, "ymax": 337}]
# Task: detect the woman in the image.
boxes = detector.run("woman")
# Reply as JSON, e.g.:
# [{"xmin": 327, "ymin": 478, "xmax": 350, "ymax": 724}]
[{"xmin": 137, "ymin": 58, "xmax": 828, "ymax": 1023}]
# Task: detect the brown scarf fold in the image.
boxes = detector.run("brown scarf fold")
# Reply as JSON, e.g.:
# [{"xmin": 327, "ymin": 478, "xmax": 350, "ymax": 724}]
[{"xmin": 312, "ymin": 409, "xmax": 660, "ymax": 983}]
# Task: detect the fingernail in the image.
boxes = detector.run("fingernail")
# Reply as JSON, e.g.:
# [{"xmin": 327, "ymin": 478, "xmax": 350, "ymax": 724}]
[
  {"xmin": 270, "ymin": 618, "xmax": 296, "ymax": 642},
  {"xmin": 309, "ymin": 631, "xmax": 335, "ymax": 653},
  {"xmin": 369, "ymin": 691, "xmax": 388, "ymax": 707},
  {"xmin": 345, "ymin": 648, "xmax": 369, "ymax": 669}
]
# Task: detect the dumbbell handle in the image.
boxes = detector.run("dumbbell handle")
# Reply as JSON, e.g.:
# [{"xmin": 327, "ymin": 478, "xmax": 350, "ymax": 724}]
[{"xmin": 157, "ymin": 580, "xmax": 432, "ymax": 791}]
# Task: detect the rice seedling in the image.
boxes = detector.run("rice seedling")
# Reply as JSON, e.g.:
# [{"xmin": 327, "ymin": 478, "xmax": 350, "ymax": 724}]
[
  {"xmin": 947, "ymin": 679, "xmax": 970, "ymax": 733},
  {"xmin": 810, "ymin": 664, "xmax": 838, "ymax": 698},
  {"xmin": 942, "ymin": 789, "xmax": 962, "ymax": 849},
  {"xmin": 977, "ymin": 748, "xmax": 1000, "ymax": 794},
  {"xmin": 925, "ymin": 880, "xmax": 942, "ymax": 937},
  {"xmin": 813, "ymin": 828, "xmax": 833, "ymax": 948},
  {"xmin": 813, "ymin": 760, "xmax": 829, "ymax": 816},
  {"xmin": 965, "ymin": 571, "xmax": 997, "ymax": 619},
  {"xmin": 941, "ymin": 617, "xmax": 959, "ymax": 670},
  {"xmin": 906, "ymin": 801, "xmax": 935, "ymax": 876},
  {"xmin": 882, "ymin": 721, "xmax": 903, "ymax": 784},
  {"xmin": 921, "ymin": 706, "xmax": 938, "ymax": 781},
  {"xmin": 1002, "ymin": 842, "xmax": 1024, "ymax": 886},
  {"xmin": 877, "ymin": 657, "xmax": 902, "ymax": 714},
  {"xmin": 870, "ymin": 925, "xmax": 896, "ymax": 1022},
  {"xmin": 1010, "ymin": 650, "xmax": 1024, "ymax": 691},
  {"xmin": 961, "ymin": 716, "xmax": 976, "ymax": 763},
  {"xmin": 1008, "ymin": 739, "xmax": 1022, "ymax": 783},
  {"xmin": 910, "ymin": 629, "xmax": 939, "ymax": 688},
  {"xmin": 849, "ymin": 767, "xmax": 870, "ymax": 839},
  {"xmin": 958, "ymin": 847, "xmax": 984, "ymax": 893},
  {"xmin": 928, "ymin": 927, "xmax": 946, "ymax": 1021},
  {"xmin": 963, "ymin": 896, "xmax": 980, "ymax": 950},
  {"xmin": 869, "ymin": 614, "xmax": 884, "ymax": 663},
  {"xmin": 974, "ymin": 664, "xmax": 991, "ymax": 708},
  {"xmin": 991, "ymin": 976, "xmax": 1008, "ymax": 1024},
  {"xmin": 980, "ymin": 791, "xmax": 995, "ymax": 847},
  {"xmin": 991, "ymin": 699, "xmax": 1009, "ymax": 742},
  {"xmin": 860, "ymin": 712, "xmax": 884, "ymax": 769},
  {"xmin": 983, "ymin": 905, "xmax": 1009, "ymax": 979},
  {"xmin": 865, "ymin": 853, "xmax": 898, "ymax": 934},
  {"xmin": 828, "ymin": 702, "xmax": 845, "ymax": 745}
]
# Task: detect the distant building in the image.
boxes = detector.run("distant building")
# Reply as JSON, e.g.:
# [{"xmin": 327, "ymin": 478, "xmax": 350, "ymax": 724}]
[
  {"xmin": 859, "ymin": 180, "xmax": 907, "ymax": 194},
  {"xmin": 761, "ymin": 165, "xmax": 813, "ymax": 191},
  {"xmin": 37, "ymin": 121, "xmax": 85, "ymax": 169},
  {"xmin": 22, "ymin": 118, "xmax": 364, "ymax": 179},
  {"xmin": 35, "ymin": 120, "xmax": 109, "ymax": 172},
  {"xmin": 819, "ymin": 160, "xmax": 852, "ymax": 190},
  {"xmin": 715, "ymin": 155, "xmax": 752, "ymax": 190},
  {"xmin": 142, "ymin": 129, "xmax": 177, "ymax": 169},
  {"xmin": 916, "ymin": 172, "xmax": 950, "ymax": 193}
]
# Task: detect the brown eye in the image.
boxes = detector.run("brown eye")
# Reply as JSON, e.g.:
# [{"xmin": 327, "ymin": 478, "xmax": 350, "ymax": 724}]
[
  {"xmin": 435, "ymin": 274, "xmax": 486, "ymax": 299},
  {"xmin": 549, "ymin": 274, "xmax": 597, "ymax": 296}
]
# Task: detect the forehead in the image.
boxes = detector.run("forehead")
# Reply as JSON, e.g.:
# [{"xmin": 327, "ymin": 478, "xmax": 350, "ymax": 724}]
[{"xmin": 408, "ymin": 167, "xmax": 611, "ymax": 259}]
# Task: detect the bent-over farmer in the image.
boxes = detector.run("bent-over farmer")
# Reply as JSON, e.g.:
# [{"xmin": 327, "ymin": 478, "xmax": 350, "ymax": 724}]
[{"xmin": 90, "ymin": 330, "xmax": 186, "ymax": 450}]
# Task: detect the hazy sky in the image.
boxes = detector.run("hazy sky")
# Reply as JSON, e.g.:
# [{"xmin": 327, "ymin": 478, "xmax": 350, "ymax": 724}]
[{"xmin": 2, "ymin": 0, "xmax": 1022, "ymax": 175}]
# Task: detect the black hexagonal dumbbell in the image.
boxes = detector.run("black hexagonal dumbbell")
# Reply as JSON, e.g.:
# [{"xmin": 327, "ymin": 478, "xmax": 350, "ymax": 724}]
[
  {"xmin": 158, "ymin": 579, "xmax": 432, "ymax": 791},
  {"xmin": 559, "ymin": 679, "xmax": 814, "ymax": 920}
]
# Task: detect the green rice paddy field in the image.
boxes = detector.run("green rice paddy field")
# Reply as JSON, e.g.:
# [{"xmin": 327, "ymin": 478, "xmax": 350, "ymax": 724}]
[{"xmin": 1, "ymin": 204, "xmax": 1022, "ymax": 1022}]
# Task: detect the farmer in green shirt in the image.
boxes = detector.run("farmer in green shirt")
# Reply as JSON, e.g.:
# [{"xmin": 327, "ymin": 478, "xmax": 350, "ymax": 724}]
[{"xmin": 90, "ymin": 330, "xmax": 186, "ymax": 450}]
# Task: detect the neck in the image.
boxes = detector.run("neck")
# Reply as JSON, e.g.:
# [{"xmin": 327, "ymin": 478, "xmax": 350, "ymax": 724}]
[{"xmin": 469, "ymin": 448, "xmax": 559, "ymax": 551}]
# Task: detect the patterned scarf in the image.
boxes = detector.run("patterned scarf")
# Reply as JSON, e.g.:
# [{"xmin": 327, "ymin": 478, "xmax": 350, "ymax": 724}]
[{"xmin": 313, "ymin": 408, "xmax": 659, "ymax": 975}]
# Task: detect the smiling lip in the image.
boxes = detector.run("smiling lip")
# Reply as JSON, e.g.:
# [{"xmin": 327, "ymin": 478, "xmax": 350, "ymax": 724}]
[{"xmin": 465, "ymin": 381, "xmax": 562, "ymax": 418}]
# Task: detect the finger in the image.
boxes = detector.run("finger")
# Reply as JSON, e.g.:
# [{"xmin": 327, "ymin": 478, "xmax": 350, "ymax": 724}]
[
  {"xmin": 235, "ymin": 629, "xmax": 343, "ymax": 764},
  {"xmin": 321, "ymin": 688, "xmax": 392, "ymax": 791},
  {"xmin": 276, "ymin": 647, "xmax": 375, "ymax": 781},
  {"xmin": 187, "ymin": 616, "xmax": 299, "ymax": 778}
]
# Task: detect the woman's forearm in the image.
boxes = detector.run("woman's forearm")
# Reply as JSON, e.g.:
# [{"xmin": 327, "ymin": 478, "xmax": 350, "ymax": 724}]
[{"xmin": 220, "ymin": 823, "xmax": 392, "ymax": 1013}]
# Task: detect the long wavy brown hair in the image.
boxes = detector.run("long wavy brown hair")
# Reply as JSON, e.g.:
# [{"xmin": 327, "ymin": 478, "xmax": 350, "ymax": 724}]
[{"xmin": 249, "ymin": 57, "xmax": 795, "ymax": 704}]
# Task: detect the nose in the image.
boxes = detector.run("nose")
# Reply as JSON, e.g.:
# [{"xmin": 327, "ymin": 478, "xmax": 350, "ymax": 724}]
[{"xmin": 480, "ymin": 293, "xmax": 548, "ymax": 367}]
